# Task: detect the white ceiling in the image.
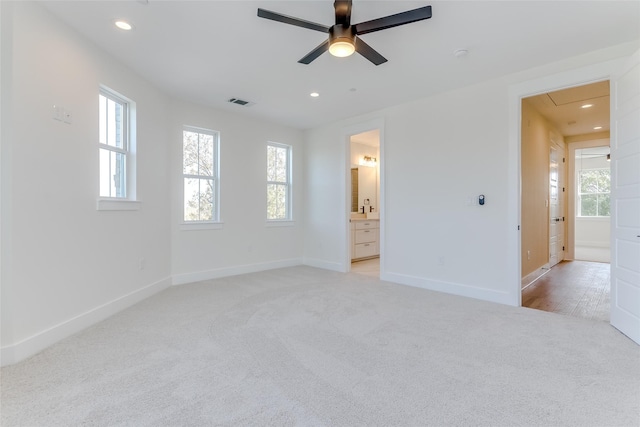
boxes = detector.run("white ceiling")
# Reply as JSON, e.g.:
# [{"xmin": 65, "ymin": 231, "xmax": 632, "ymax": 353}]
[{"xmin": 39, "ymin": 1, "xmax": 640, "ymax": 130}]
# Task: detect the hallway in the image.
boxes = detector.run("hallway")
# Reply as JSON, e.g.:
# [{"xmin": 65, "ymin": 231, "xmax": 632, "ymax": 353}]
[{"xmin": 522, "ymin": 260, "xmax": 610, "ymax": 322}]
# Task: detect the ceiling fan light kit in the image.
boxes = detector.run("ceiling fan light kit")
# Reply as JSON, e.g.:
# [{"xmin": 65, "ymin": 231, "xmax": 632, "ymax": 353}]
[
  {"xmin": 328, "ymin": 25, "xmax": 356, "ymax": 57},
  {"xmin": 257, "ymin": 0, "xmax": 432, "ymax": 65}
]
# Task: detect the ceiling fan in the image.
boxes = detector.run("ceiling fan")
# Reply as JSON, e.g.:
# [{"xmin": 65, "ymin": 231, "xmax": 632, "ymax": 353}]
[{"xmin": 257, "ymin": 1, "xmax": 432, "ymax": 66}]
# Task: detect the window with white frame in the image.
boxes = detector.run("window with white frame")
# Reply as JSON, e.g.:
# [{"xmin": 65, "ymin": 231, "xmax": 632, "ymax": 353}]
[
  {"xmin": 267, "ymin": 142, "xmax": 292, "ymax": 221},
  {"xmin": 183, "ymin": 127, "xmax": 219, "ymax": 222},
  {"xmin": 578, "ymin": 168, "xmax": 610, "ymax": 217},
  {"xmin": 99, "ymin": 88, "xmax": 134, "ymax": 198}
]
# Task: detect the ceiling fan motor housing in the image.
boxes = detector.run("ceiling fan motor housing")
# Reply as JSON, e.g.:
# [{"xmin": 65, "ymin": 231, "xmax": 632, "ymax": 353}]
[{"xmin": 329, "ymin": 25, "xmax": 356, "ymax": 48}]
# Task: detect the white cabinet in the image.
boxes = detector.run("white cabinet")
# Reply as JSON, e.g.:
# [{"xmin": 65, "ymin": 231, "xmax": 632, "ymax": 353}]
[{"xmin": 351, "ymin": 220, "xmax": 379, "ymax": 260}]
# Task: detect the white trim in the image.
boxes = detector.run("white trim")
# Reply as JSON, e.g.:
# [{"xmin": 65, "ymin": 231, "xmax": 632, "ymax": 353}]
[
  {"xmin": 382, "ymin": 271, "xmax": 513, "ymax": 306},
  {"xmin": 303, "ymin": 257, "xmax": 346, "ymax": 273},
  {"xmin": 182, "ymin": 126, "xmax": 220, "ymax": 222},
  {"xmin": 266, "ymin": 142, "xmax": 293, "ymax": 221},
  {"xmin": 567, "ymin": 138, "xmax": 611, "ymax": 260},
  {"xmin": 179, "ymin": 221, "xmax": 224, "ymax": 231},
  {"xmin": 172, "ymin": 258, "xmax": 303, "ymax": 285},
  {"xmin": 96, "ymin": 198, "xmax": 141, "ymax": 211},
  {"xmin": 521, "ymin": 264, "xmax": 551, "ymax": 290},
  {"xmin": 98, "ymin": 86, "xmax": 136, "ymax": 200},
  {"xmin": 0, "ymin": 276, "xmax": 172, "ymax": 367}
]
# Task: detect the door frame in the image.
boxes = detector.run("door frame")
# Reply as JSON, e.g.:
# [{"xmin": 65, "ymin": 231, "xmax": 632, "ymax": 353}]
[
  {"xmin": 548, "ymin": 139, "xmax": 564, "ymax": 269},
  {"xmin": 567, "ymin": 138, "xmax": 612, "ymax": 261},
  {"xmin": 341, "ymin": 118, "xmax": 385, "ymax": 273},
  {"xmin": 508, "ymin": 56, "xmax": 628, "ymax": 306}
]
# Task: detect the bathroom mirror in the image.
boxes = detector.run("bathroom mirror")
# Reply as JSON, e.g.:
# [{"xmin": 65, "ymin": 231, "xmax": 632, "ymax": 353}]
[{"xmin": 351, "ymin": 166, "xmax": 377, "ymax": 213}]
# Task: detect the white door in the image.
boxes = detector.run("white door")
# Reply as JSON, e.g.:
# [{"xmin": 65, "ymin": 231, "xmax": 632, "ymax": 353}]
[
  {"xmin": 610, "ymin": 50, "xmax": 640, "ymax": 344},
  {"xmin": 549, "ymin": 143, "xmax": 561, "ymax": 267}
]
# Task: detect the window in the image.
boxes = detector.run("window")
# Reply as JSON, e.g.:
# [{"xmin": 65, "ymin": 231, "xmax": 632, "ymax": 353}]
[
  {"xmin": 578, "ymin": 169, "xmax": 610, "ymax": 217},
  {"xmin": 267, "ymin": 142, "xmax": 292, "ymax": 221},
  {"xmin": 99, "ymin": 88, "xmax": 134, "ymax": 199},
  {"xmin": 183, "ymin": 127, "xmax": 219, "ymax": 222}
]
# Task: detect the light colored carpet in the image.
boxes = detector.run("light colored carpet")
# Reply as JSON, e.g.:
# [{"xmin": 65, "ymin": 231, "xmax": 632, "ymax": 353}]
[{"xmin": 2, "ymin": 266, "xmax": 639, "ymax": 426}]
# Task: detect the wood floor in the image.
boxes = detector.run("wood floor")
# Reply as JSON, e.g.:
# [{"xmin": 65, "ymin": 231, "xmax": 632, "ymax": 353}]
[{"xmin": 522, "ymin": 260, "xmax": 610, "ymax": 322}]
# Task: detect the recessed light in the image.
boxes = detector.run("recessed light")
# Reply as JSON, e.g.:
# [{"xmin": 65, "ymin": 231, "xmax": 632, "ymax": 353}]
[
  {"xmin": 581, "ymin": 104, "xmax": 593, "ymax": 109},
  {"xmin": 593, "ymin": 126, "xmax": 603, "ymax": 130},
  {"xmin": 310, "ymin": 92, "xmax": 320, "ymax": 98},
  {"xmin": 114, "ymin": 20, "xmax": 133, "ymax": 30}
]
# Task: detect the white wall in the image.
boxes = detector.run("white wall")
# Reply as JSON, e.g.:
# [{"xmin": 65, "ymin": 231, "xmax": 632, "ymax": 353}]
[
  {"xmin": 0, "ymin": 2, "xmax": 172, "ymax": 364},
  {"xmin": 1, "ymin": 2, "xmax": 306, "ymax": 365},
  {"xmin": 305, "ymin": 80, "xmax": 511, "ymax": 302},
  {"xmin": 304, "ymin": 42, "xmax": 638, "ymax": 305},
  {"xmin": 170, "ymin": 100, "xmax": 304, "ymax": 284}
]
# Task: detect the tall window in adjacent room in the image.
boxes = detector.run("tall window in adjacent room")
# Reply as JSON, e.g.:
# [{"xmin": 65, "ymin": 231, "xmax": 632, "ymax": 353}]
[
  {"xmin": 183, "ymin": 127, "xmax": 219, "ymax": 222},
  {"xmin": 578, "ymin": 168, "xmax": 610, "ymax": 217},
  {"xmin": 99, "ymin": 87, "xmax": 134, "ymax": 198},
  {"xmin": 266, "ymin": 142, "xmax": 292, "ymax": 221}
]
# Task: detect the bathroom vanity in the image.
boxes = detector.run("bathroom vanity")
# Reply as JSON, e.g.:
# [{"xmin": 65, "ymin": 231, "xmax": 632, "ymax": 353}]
[{"xmin": 351, "ymin": 218, "xmax": 379, "ymax": 260}]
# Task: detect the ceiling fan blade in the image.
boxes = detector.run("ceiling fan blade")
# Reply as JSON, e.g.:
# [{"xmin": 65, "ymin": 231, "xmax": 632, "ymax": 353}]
[
  {"xmin": 354, "ymin": 36, "xmax": 387, "ymax": 66},
  {"xmin": 334, "ymin": 0, "xmax": 352, "ymax": 26},
  {"xmin": 298, "ymin": 40, "xmax": 330, "ymax": 64},
  {"xmin": 257, "ymin": 8, "xmax": 330, "ymax": 33},
  {"xmin": 354, "ymin": 5, "xmax": 432, "ymax": 35}
]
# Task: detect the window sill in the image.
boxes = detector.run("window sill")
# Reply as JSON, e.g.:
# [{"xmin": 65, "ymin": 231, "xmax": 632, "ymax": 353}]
[
  {"xmin": 180, "ymin": 221, "xmax": 224, "ymax": 231},
  {"xmin": 96, "ymin": 198, "xmax": 141, "ymax": 211},
  {"xmin": 266, "ymin": 220, "xmax": 295, "ymax": 227}
]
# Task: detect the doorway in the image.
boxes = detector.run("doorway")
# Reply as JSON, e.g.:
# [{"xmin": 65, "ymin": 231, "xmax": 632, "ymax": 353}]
[
  {"xmin": 520, "ymin": 80, "xmax": 611, "ymax": 321},
  {"xmin": 573, "ymin": 146, "xmax": 611, "ymax": 263},
  {"xmin": 348, "ymin": 129, "xmax": 381, "ymax": 277}
]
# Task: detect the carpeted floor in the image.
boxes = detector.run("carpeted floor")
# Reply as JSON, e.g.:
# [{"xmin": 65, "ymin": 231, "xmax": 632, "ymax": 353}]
[{"xmin": 2, "ymin": 266, "xmax": 639, "ymax": 426}]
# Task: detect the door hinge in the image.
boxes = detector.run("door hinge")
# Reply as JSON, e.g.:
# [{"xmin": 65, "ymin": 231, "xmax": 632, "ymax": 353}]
[
  {"xmin": 563, "ymin": 246, "xmax": 565, "ymax": 251},
  {"xmin": 562, "ymin": 187, "xmax": 565, "ymax": 192},
  {"xmin": 518, "ymin": 225, "xmax": 520, "ymax": 230},
  {"xmin": 563, "ymin": 157, "xmax": 565, "ymax": 163}
]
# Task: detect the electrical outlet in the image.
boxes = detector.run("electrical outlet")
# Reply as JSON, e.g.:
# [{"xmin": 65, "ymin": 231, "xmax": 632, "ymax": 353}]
[
  {"xmin": 527, "ymin": 250, "xmax": 531, "ymax": 260},
  {"xmin": 437, "ymin": 256, "xmax": 445, "ymax": 266}
]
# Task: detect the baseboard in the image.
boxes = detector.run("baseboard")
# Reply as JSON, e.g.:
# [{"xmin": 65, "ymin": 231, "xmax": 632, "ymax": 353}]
[
  {"xmin": 382, "ymin": 271, "xmax": 515, "ymax": 306},
  {"xmin": 172, "ymin": 258, "xmax": 303, "ymax": 285},
  {"xmin": 0, "ymin": 276, "xmax": 172, "ymax": 367},
  {"xmin": 575, "ymin": 241, "xmax": 610, "ymax": 248},
  {"xmin": 302, "ymin": 257, "xmax": 347, "ymax": 273},
  {"xmin": 521, "ymin": 264, "xmax": 551, "ymax": 290}
]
